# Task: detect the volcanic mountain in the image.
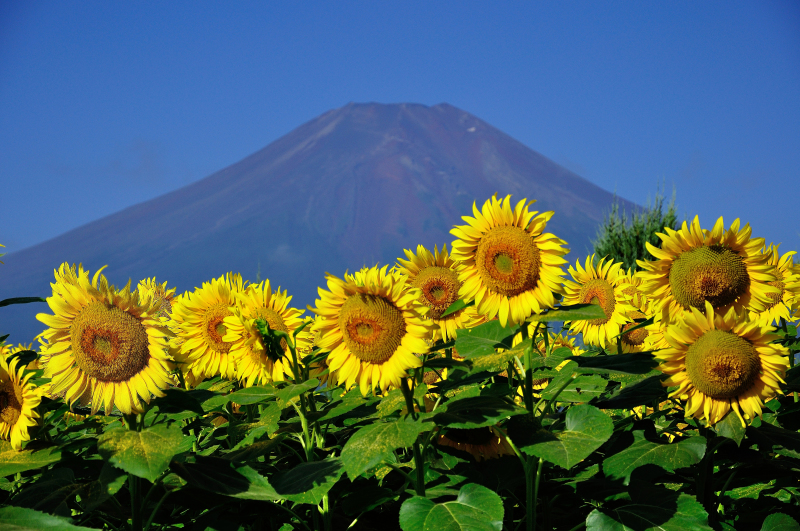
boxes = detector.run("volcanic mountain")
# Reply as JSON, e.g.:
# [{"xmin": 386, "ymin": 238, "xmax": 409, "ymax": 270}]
[{"xmin": 1, "ymin": 102, "xmax": 636, "ymax": 342}]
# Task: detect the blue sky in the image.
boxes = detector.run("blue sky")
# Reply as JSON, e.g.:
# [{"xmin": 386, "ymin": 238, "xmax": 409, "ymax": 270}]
[{"xmin": 2, "ymin": 1, "xmax": 798, "ymax": 256}]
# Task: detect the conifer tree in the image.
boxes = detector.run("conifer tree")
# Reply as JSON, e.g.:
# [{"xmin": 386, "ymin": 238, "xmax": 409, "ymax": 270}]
[{"xmin": 593, "ymin": 186, "xmax": 679, "ymax": 271}]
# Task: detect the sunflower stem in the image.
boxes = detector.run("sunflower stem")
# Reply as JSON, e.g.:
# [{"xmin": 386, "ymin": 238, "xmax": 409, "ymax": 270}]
[
  {"xmin": 526, "ymin": 456, "xmax": 543, "ymax": 531},
  {"xmin": 696, "ymin": 428, "xmax": 716, "ymax": 518},
  {"xmin": 125, "ymin": 414, "xmax": 143, "ymax": 531}
]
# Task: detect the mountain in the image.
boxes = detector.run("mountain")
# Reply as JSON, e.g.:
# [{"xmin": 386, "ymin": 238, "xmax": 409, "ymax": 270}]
[{"xmin": 0, "ymin": 102, "xmax": 636, "ymax": 342}]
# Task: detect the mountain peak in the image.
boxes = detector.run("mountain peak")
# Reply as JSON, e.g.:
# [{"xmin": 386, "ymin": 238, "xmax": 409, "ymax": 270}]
[{"xmin": 0, "ymin": 103, "xmax": 635, "ymax": 341}]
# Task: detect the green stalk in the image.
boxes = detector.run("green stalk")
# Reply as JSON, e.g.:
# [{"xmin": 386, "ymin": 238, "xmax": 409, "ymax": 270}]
[
  {"xmin": 125, "ymin": 414, "xmax": 143, "ymax": 531},
  {"xmin": 400, "ymin": 378, "xmax": 425, "ymax": 496},
  {"xmin": 696, "ymin": 429, "xmax": 716, "ymax": 517},
  {"xmin": 321, "ymin": 493, "xmax": 332, "ymax": 531},
  {"xmin": 526, "ymin": 456, "xmax": 544, "ymax": 531}
]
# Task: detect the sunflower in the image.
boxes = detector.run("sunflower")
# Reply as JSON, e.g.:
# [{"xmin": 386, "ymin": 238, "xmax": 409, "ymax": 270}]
[
  {"xmin": 0, "ymin": 349, "xmax": 41, "ymax": 450},
  {"xmin": 170, "ymin": 273, "xmax": 246, "ymax": 387},
  {"xmin": 637, "ymin": 216, "xmax": 778, "ymax": 324},
  {"xmin": 396, "ymin": 244, "xmax": 485, "ymax": 341},
  {"xmin": 437, "ymin": 426, "xmax": 515, "ymax": 462},
  {"xmin": 562, "ymin": 255, "xmax": 636, "ymax": 350},
  {"xmin": 137, "ymin": 277, "xmax": 177, "ymax": 320},
  {"xmin": 310, "ymin": 265, "xmax": 437, "ymax": 396},
  {"xmin": 222, "ymin": 280, "xmax": 312, "ymax": 387},
  {"xmin": 450, "ymin": 194, "xmax": 569, "ymax": 328},
  {"xmin": 657, "ymin": 302, "xmax": 789, "ymax": 426},
  {"xmin": 36, "ymin": 264, "xmax": 174, "ymax": 415},
  {"xmin": 748, "ymin": 244, "xmax": 799, "ymax": 326}
]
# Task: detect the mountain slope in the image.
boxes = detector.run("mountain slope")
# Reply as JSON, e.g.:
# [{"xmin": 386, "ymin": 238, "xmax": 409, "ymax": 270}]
[{"xmin": 1, "ymin": 102, "xmax": 636, "ymax": 341}]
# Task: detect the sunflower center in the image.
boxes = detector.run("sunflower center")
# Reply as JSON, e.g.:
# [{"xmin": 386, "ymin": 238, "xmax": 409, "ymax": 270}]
[
  {"xmin": 475, "ymin": 226, "xmax": 541, "ymax": 297},
  {"xmin": 578, "ymin": 279, "xmax": 616, "ymax": 326},
  {"xmin": 202, "ymin": 303, "xmax": 234, "ymax": 354},
  {"xmin": 685, "ymin": 329, "xmax": 760, "ymax": 399},
  {"xmin": 338, "ymin": 294, "xmax": 407, "ymax": 364},
  {"xmin": 70, "ymin": 301, "xmax": 149, "ymax": 382},
  {"xmin": 669, "ymin": 244, "xmax": 749, "ymax": 310},
  {"xmin": 0, "ymin": 382, "xmax": 22, "ymax": 427},
  {"xmin": 412, "ymin": 266, "xmax": 461, "ymax": 319},
  {"xmin": 621, "ymin": 314, "xmax": 649, "ymax": 347},
  {"xmin": 765, "ymin": 266, "xmax": 785, "ymax": 310},
  {"xmin": 443, "ymin": 427, "xmax": 495, "ymax": 445}
]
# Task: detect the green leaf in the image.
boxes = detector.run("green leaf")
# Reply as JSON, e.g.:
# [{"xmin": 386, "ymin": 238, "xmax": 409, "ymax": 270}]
[
  {"xmin": 172, "ymin": 456, "xmax": 281, "ymax": 501},
  {"xmin": 467, "ymin": 348, "xmax": 521, "ymax": 375},
  {"xmin": 271, "ymin": 458, "xmax": 344, "ymax": 504},
  {"xmin": 567, "ymin": 352, "xmax": 659, "ymax": 375},
  {"xmin": 97, "ymin": 424, "xmax": 194, "ymax": 482},
  {"xmin": 224, "ymin": 385, "xmax": 276, "ymax": 405},
  {"xmin": 453, "ymin": 321, "xmax": 515, "ymax": 359},
  {"xmin": 231, "ymin": 403, "xmax": 282, "ymax": 448},
  {"xmin": 0, "ymin": 442, "xmax": 61, "ymax": 477},
  {"xmin": 275, "ymin": 379, "xmax": 319, "ymax": 409},
  {"xmin": 529, "ymin": 303, "xmax": 606, "ymax": 323},
  {"xmin": 519, "ymin": 404, "xmax": 613, "ymax": 469},
  {"xmin": 377, "ymin": 385, "xmax": 428, "ymax": 417},
  {"xmin": 0, "ymin": 506, "xmax": 99, "ymax": 531},
  {"xmin": 542, "ymin": 368, "xmax": 607, "ymax": 403},
  {"xmin": 428, "ymin": 396, "xmax": 527, "ymax": 429},
  {"xmin": 586, "ymin": 493, "xmax": 712, "ymax": 531},
  {"xmin": 440, "ymin": 299, "xmax": 473, "ymax": 318},
  {"xmin": 603, "ymin": 431, "xmax": 706, "ymax": 484},
  {"xmin": 10, "ymin": 468, "xmax": 79, "ymax": 516},
  {"xmin": 80, "ymin": 462, "xmax": 127, "ymax": 511},
  {"xmin": 341, "ymin": 418, "xmax": 431, "ymax": 479},
  {"xmin": 747, "ymin": 421, "xmax": 800, "ymax": 456},
  {"xmin": 318, "ymin": 391, "xmax": 379, "ymax": 424},
  {"xmin": 153, "ymin": 388, "xmax": 205, "ymax": 415},
  {"xmin": 225, "ymin": 437, "xmax": 284, "ymax": 463},
  {"xmin": 0, "ymin": 297, "xmax": 46, "ymax": 308},
  {"xmin": 714, "ymin": 411, "xmax": 746, "ymax": 446},
  {"xmin": 592, "ymin": 375, "xmax": 668, "ymax": 410},
  {"xmin": 399, "ymin": 483, "xmax": 504, "ymax": 531},
  {"xmin": 761, "ymin": 513, "xmax": 800, "ymax": 531}
]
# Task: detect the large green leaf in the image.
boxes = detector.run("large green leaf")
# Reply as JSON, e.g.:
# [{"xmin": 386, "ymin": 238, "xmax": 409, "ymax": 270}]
[
  {"xmin": 542, "ymin": 369, "xmax": 608, "ymax": 403},
  {"xmin": 428, "ymin": 396, "xmax": 527, "ymax": 429},
  {"xmin": 377, "ymin": 385, "xmax": 428, "ymax": 417},
  {"xmin": 0, "ymin": 507, "xmax": 99, "ymax": 531},
  {"xmin": 0, "ymin": 442, "xmax": 61, "ymax": 477},
  {"xmin": 453, "ymin": 321, "xmax": 515, "ymax": 359},
  {"xmin": 153, "ymin": 388, "xmax": 205, "ymax": 415},
  {"xmin": 10, "ymin": 468, "xmax": 79, "ymax": 516},
  {"xmin": 603, "ymin": 431, "xmax": 706, "ymax": 484},
  {"xmin": 586, "ymin": 493, "xmax": 712, "ymax": 531},
  {"xmin": 172, "ymin": 456, "xmax": 281, "ymax": 501},
  {"xmin": 275, "ymin": 379, "xmax": 319, "ymax": 409},
  {"xmin": 224, "ymin": 385, "xmax": 276, "ymax": 405},
  {"xmin": 271, "ymin": 458, "xmax": 344, "ymax": 504},
  {"xmin": 231, "ymin": 403, "xmax": 282, "ymax": 448},
  {"xmin": 761, "ymin": 513, "xmax": 800, "ymax": 531},
  {"xmin": 399, "ymin": 483, "xmax": 504, "ymax": 531},
  {"xmin": 714, "ymin": 411, "xmax": 746, "ymax": 446},
  {"xmin": 341, "ymin": 418, "xmax": 431, "ymax": 479},
  {"xmin": 592, "ymin": 375, "xmax": 668, "ymax": 410},
  {"xmin": 529, "ymin": 303, "xmax": 606, "ymax": 323},
  {"xmin": 97, "ymin": 424, "xmax": 194, "ymax": 482},
  {"xmin": 567, "ymin": 352, "xmax": 659, "ymax": 375},
  {"xmin": 519, "ymin": 405, "xmax": 613, "ymax": 469},
  {"xmin": 747, "ymin": 421, "xmax": 800, "ymax": 456}
]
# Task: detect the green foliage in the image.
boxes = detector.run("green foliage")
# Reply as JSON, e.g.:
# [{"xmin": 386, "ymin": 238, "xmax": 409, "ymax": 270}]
[
  {"xmin": 1, "ymin": 247, "xmax": 799, "ymax": 531},
  {"xmin": 593, "ymin": 186, "xmax": 680, "ymax": 270}
]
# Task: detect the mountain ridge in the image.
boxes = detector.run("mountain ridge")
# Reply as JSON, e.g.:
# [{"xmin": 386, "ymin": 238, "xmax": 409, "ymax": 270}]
[{"xmin": 1, "ymin": 102, "xmax": 637, "ymax": 341}]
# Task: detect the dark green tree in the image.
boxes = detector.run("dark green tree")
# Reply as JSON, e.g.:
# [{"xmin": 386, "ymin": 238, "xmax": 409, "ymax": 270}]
[{"xmin": 593, "ymin": 186, "xmax": 680, "ymax": 271}]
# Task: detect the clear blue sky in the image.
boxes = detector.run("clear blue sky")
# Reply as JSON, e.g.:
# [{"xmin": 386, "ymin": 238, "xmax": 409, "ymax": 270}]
[{"xmin": 2, "ymin": 1, "xmax": 798, "ymax": 257}]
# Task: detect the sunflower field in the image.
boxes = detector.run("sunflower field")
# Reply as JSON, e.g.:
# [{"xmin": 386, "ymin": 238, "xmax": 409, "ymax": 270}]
[{"xmin": 1, "ymin": 194, "xmax": 799, "ymax": 531}]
